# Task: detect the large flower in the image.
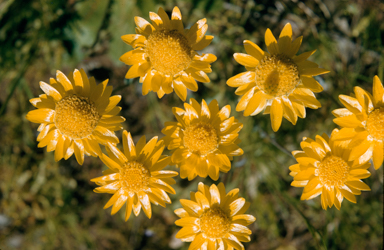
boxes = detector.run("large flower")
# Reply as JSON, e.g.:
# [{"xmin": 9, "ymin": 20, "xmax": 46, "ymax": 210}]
[
  {"xmin": 227, "ymin": 23, "xmax": 329, "ymax": 132},
  {"xmin": 289, "ymin": 129, "xmax": 371, "ymax": 210},
  {"xmin": 26, "ymin": 69, "xmax": 124, "ymax": 165},
  {"xmin": 162, "ymin": 98, "xmax": 243, "ymax": 181},
  {"xmin": 175, "ymin": 182, "xmax": 255, "ymax": 250},
  {"xmin": 120, "ymin": 6, "xmax": 216, "ymax": 101},
  {"xmin": 332, "ymin": 75, "xmax": 384, "ymax": 170},
  {"xmin": 91, "ymin": 131, "xmax": 178, "ymax": 220}
]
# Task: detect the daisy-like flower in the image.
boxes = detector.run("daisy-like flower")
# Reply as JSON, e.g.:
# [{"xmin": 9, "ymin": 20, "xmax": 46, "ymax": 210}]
[
  {"xmin": 26, "ymin": 69, "xmax": 124, "ymax": 165},
  {"xmin": 175, "ymin": 182, "xmax": 255, "ymax": 250},
  {"xmin": 289, "ymin": 129, "xmax": 371, "ymax": 210},
  {"xmin": 91, "ymin": 131, "xmax": 178, "ymax": 220},
  {"xmin": 332, "ymin": 75, "xmax": 384, "ymax": 170},
  {"xmin": 227, "ymin": 23, "xmax": 329, "ymax": 132},
  {"xmin": 120, "ymin": 6, "xmax": 216, "ymax": 101},
  {"xmin": 162, "ymin": 98, "xmax": 243, "ymax": 181}
]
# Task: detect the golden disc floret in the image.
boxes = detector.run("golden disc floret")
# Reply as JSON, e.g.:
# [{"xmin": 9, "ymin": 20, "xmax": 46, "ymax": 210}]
[
  {"xmin": 54, "ymin": 94, "xmax": 100, "ymax": 139},
  {"xmin": 255, "ymin": 54, "xmax": 301, "ymax": 97},
  {"xmin": 183, "ymin": 122, "xmax": 218, "ymax": 156},
  {"xmin": 146, "ymin": 29, "xmax": 193, "ymax": 76},
  {"xmin": 200, "ymin": 207, "xmax": 231, "ymax": 239},
  {"xmin": 366, "ymin": 107, "xmax": 384, "ymax": 141},
  {"xmin": 120, "ymin": 161, "xmax": 150, "ymax": 193},
  {"xmin": 317, "ymin": 156, "xmax": 349, "ymax": 188}
]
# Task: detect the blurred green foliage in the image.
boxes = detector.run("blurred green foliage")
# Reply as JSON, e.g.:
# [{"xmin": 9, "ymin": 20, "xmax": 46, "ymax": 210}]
[{"xmin": 0, "ymin": 0, "xmax": 383, "ymax": 249}]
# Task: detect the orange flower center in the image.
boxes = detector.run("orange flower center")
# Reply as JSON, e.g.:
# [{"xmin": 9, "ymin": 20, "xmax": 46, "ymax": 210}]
[
  {"xmin": 200, "ymin": 207, "xmax": 231, "ymax": 239},
  {"xmin": 54, "ymin": 95, "xmax": 100, "ymax": 139},
  {"xmin": 146, "ymin": 29, "xmax": 193, "ymax": 76},
  {"xmin": 317, "ymin": 156, "xmax": 349, "ymax": 188},
  {"xmin": 183, "ymin": 123, "xmax": 218, "ymax": 156},
  {"xmin": 366, "ymin": 107, "xmax": 384, "ymax": 141},
  {"xmin": 255, "ymin": 54, "xmax": 300, "ymax": 97},
  {"xmin": 120, "ymin": 161, "xmax": 150, "ymax": 193}
]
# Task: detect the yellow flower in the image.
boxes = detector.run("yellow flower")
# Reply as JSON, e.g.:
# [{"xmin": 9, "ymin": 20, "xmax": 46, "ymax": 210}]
[
  {"xmin": 332, "ymin": 75, "xmax": 384, "ymax": 170},
  {"xmin": 289, "ymin": 129, "xmax": 371, "ymax": 210},
  {"xmin": 162, "ymin": 98, "xmax": 243, "ymax": 181},
  {"xmin": 91, "ymin": 131, "xmax": 177, "ymax": 220},
  {"xmin": 120, "ymin": 6, "xmax": 216, "ymax": 101},
  {"xmin": 175, "ymin": 182, "xmax": 255, "ymax": 250},
  {"xmin": 227, "ymin": 23, "xmax": 329, "ymax": 132},
  {"xmin": 26, "ymin": 69, "xmax": 124, "ymax": 165}
]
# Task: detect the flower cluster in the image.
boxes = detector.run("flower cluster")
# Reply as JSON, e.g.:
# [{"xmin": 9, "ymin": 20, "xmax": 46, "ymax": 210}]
[{"xmin": 25, "ymin": 5, "xmax": 382, "ymax": 249}]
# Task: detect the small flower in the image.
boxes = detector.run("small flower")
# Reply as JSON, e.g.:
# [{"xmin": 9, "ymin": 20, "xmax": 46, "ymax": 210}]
[
  {"xmin": 289, "ymin": 129, "xmax": 371, "ymax": 210},
  {"xmin": 91, "ymin": 131, "xmax": 178, "ymax": 220},
  {"xmin": 227, "ymin": 23, "xmax": 329, "ymax": 132},
  {"xmin": 162, "ymin": 98, "xmax": 243, "ymax": 181},
  {"xmin": 175, "ymin": 182, "xmax": 255, "ymax": 250},
  {"xmin": 120, "ymin": 6, "xmax": 216, "ymax": 101},
  {"xmin": 332, "ymin": 75, "xmax": 384, "ymax": 170},
  {"xmin": 26, "ymin": 69, "xmax": 124, "ymax": 165}
]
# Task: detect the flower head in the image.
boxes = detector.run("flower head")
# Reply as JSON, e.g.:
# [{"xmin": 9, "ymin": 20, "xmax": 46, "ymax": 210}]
[
  {"xmin": 91, "ymin": 131, "xmax": 178, "ymax": 220},
  {"xmin": 290, "ymin": 129, "xmax": 371, "ymax": 210},
  {"xmin": 227, "ymin": 23, "xmax": 329, "ymax": 132},
  {"xmin": 120, "ymin": 6, "xmax": 216, "ymax": 101},
  {"xmin": 175, "ymin": 182, "xmax": 255, "ymax": 250},
  {"xmin": 162, "ymin": 99, "xmax": 243, "ymax": 181},
  {"xmin": 332, "ymin": 75, "xmax": 384, "ymax": 170},
  {"xmin": 26, "ymin": 69, "xmax": 124, "ymax": 165}
]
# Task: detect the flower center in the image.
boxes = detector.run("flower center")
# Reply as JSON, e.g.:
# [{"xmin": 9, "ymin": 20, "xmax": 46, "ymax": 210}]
[
  {"xmin": 183, "ymin": 123, "xmax": 218, "ymax": 156},
  {"xmin": 199, "ymin": 207, "xmax": 231, "ymax": 239},
  {"xmin": 317, "ymin": 156, "xmax": 349, "ymax": 188},
  {"xmin": 120, "ymin": 161, "xmax": 150, "ymax": 193},
  {"xmin": 366, "ymin": 107, "xmax": 384, "ymax": 141},
  {"xmin": 54, "ymin": 95, "xmax": 100, "ymax": 139},
  {"xmin": 255, "ymin": 54, "xmax": 301, "ymax": 97},
  {"xmin": 146, "ymin": 29, "xmax": 193, "ymax": 76}
]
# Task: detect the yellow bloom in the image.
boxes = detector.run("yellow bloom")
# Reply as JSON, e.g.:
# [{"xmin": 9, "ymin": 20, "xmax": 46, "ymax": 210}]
[
  {"xmin": 175, "ymin": 182, "xmax": 255, "ymax": 250},
  {"xmin": 120, "ymin": 6, "xmax": 216, "ymax": 101},
  {"xmin": 26, "ymin": 69, "xmax": 124, "ymax": 165},
  {"xmin": 332, "ymin": 75, "xmax": 384, "ymax": 170},
  {"xmin": 289, "ymin": 129, "xmax": 371, "ymax": 210},
  {"xmin": 227, "ymin": 23, "xmax": 329, "ymax": 132},
  {"xmin": 91, "ymin": 131, "xmax": 177, "ymax": 220},
  {"xmin": 162, "ymin": 98, "xmax": 243, "ymax": 181}
]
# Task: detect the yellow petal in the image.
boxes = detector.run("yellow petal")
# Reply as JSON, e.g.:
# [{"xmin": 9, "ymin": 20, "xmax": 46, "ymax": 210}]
[
  {"xmin": 339, "ymin": 187, "xmax": 356, "ymax": 203},
  {"xmin": 134, "ymin": 16, "xmax": 154, "ymax": 36},
  {"xmin": 56, "ymin": 70, "xmax": 73, "ymax": 92},
  {"xmin": 270, "ymin": 98, "xmax": 283, "ymax": 132},
  {"xmin": 265, "ymin": 28, "xmax": 279, "ymax": 55},
  {"xmin": 244, "ymin": 91, "xmax": 267, "ymax": 116},
  {"xmin": 243, "ymin": 40, "xmax": 265, "ymax": 61},
  {"xmin": 138, "ymin": 192, "xmax": 152, "ymax": 219},
  {"xmin": 293, "ymin": 49, "xmax": 316, "ymax": 63},
  {"xmin": 233, "ymin": 53, "xmax": 258, "ymax": 68},
  {"xmin": 39, "ymin": 81, "xmax": 62, "ymax": 102},
  {"xmin": 278, "ymin": 23, "xmax": 292, "ymax": 55},
  {"xmin": 345, "ymin": 180, "xmax": 370, "ymax": 191},
  {"xmin": 372, "ymin": 141, "xmax": 383, "ymax": 170},
  {"xmin": 192, "ymin": 35, "xmax": 214, "ymax": 50},
  {"xmin": 339, "ymin": 95, "xmax": 362, "ymax": 114},
  {"xmin": 229, "ymin": 197, "xmax": 245, "ymax": 217},
  {"xmin": 300, "ymin": 67, "xmax": 330, "ymax": 76},
  {"xmin": 171, "ymin": 6, "xmax": 184, "ymax": 31},
  {"xmin": 286, "ymin": 36, "xmax": 303, "ymax": 57},
  {"xmin": 174, "ymin": 79, "xmax": 187, "ymax": 101},
  {"xmin": 373, "ymin": 75, "xmax": 384, "ymax": 106},
  {"xmin": 26, "ymin": 108, "xmax": 55, "ymax": 124},
  {"xmin": 227, "ymin": 71, "xmax": 255, "ymax": 88},
  {"xmin": 301, "ymin": 76, "xmax": 323, "ymax": 93}
]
